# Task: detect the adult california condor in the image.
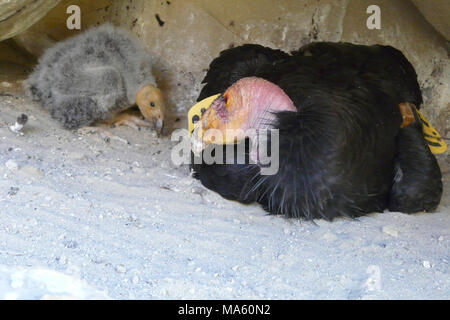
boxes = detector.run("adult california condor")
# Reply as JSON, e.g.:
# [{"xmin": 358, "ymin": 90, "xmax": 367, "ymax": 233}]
[{"xmin": 190, "ymin": 43, "xmax": 443, "ymax": 220}]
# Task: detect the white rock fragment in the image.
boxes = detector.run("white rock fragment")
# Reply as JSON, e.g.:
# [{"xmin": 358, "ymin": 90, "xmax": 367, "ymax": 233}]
[
  {"xmin": 115, "ymin": 265, "xmax": 127, "ymax": 273},
  {"xmin": 20, "ymin": 165, "xmax": 44, "ymax": 178},
  {"xmin": 132, "ymin": 167, "xmax": 145, "ymax": 174},
  {"xmin": 321, "ymin": 232, "xmax": 338, "ymax": 242},
  {"xmin": 9, "ymin": 114, "xmax": 28, "ymax": 135},
  {"xmin": 423, "ymin": 261, "xmax": 432, "ymax": 269},
  {"xmin": 382, "ymin": 225, "xmax": 399, "ymax": 237},
  {"xmin": 5, "ymin": 160, "xmax": 19, "ymax": 171},
  {"xmin": 131, "ymin": 276, "xmax": 139, "ymax": 284},
  {"xmin": 68, "ymin": 152, "xmax": 86, "ymax": 160}
]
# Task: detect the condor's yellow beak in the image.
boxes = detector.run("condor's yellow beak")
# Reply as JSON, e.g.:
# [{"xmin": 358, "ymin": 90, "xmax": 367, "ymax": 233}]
[{"xmin": 188, "ymin": 94, "xmax": 220, "ymax": 137}]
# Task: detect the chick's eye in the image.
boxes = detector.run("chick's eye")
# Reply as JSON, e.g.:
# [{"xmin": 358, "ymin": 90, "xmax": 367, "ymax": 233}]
[{"xmin": 150, "ymin": 101, "xmax": 155, "ymax": 107}]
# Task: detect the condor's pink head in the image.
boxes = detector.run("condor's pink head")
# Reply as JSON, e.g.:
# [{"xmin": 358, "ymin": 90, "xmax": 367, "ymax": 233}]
[{"xmin": 194, "ymin": 77, "xmax": 296, "ymax": 147}]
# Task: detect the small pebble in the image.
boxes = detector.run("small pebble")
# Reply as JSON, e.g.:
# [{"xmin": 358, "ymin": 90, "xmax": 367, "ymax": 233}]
[
  {"xmin": 5, "ymin": 160, "xmax": 19, "ymax": 171},
  {"xmin": 115, "ymin": 265, "xmax": 127, "ymax": 273},
  {"xmin": 382, "ymin": 225, "xmax": 399, "ymax": 237},
  {"xmin": 20, "ymin": 165, "xmax": 44, "ymax": 178},
  {"xmin": 7, "ymin": 187, "xmax": 19, "ymax": 196},
  {"xmin": 68, "ymin": 152, "xmax": 86, "ymax": 160},
  {"xmin": 321, "ymin": 232, "xmax": 338, "ymax": 242},
  {"xmin": 1, "ymin": 81, "xmax": 12, "ymax": 87},
  {"xmin": 132, "ymin": 167, "xmax": 145, "ymax": 174},
  {"xmin": 423, "ymin": 261, "xmax": 432, "ymax": 269}
]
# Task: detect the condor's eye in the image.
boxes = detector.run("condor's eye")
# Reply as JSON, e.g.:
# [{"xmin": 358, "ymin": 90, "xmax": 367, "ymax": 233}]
[{"xmin": 150, "ymin": 101, "xmax": 155, "ymax": 107}]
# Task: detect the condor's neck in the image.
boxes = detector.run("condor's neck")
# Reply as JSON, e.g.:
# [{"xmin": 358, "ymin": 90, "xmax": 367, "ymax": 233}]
[{"xmin": 241, "ymin": 77, "xmax": 297, "ymax": 130}]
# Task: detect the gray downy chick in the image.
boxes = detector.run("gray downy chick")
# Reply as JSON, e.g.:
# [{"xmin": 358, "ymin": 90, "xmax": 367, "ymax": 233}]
[{"xmin": 24, "ymin": 23, "xmax": 165, "ymax": 131}]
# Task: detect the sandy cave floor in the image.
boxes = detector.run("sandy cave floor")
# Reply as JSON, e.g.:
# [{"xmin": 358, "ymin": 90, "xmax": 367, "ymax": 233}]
[{"xmin": 0, "ymin": 73, "xmax": 449, "ymax": 299}]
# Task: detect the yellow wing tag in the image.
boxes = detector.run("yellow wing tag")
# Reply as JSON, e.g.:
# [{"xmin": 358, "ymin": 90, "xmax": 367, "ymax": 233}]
[
  {"xmin": 188, "ymin": 94, "xmax": 220, "ymax": 136},
  {"xmin": 416, "ymin": 109, "xmax": 447, "ymax": 154}
]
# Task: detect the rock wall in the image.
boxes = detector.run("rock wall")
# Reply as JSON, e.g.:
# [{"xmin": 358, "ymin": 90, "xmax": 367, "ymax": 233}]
[
  {"xmin": 1, "ymin": 0, "xmax": 449, "ymax": 145},
  {"xmin": 411, "ymin": 0, "xmax": 450, "ymax": 40},
  {"xmin": 0, "ymin": 0, "xmax": 60, "ymax": 41}
]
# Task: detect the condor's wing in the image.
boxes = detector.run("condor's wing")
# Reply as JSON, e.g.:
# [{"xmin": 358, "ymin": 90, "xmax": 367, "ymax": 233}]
[
  {"xmin": 292, "ymin": 42, "xmax": 422, "ymax": 107},
  {"xmin": 197, "ymin": 44, "xmax": 289, "ymax": 101}
]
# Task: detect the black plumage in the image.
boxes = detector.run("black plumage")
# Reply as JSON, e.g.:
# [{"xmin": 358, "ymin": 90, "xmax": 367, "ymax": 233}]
[{"xmin": 191, "ymin": 42, "xmax": 442, "ymax": 220}]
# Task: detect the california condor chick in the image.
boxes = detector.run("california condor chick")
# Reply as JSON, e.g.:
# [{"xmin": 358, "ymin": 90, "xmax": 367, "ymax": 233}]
[
  {"xmin": 190, "ymin": 43, "xmax": 443, "ymax": 220},
  {"xmin": 24, "ymin": 24, "xmax": 165, "ymax": 132}
]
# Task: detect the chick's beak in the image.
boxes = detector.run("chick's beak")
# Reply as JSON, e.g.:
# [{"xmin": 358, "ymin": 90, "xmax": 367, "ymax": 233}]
[
  {"xmin": 136, "ymin": 84, "xmax": 166, "ymax": 135},
  {"xmin": 154, "ymin": 116, "xmax": 164, "ymax": 134},
  {"xmin": 142, "ymin": 106, "xmax": 164, "ymax": 135}
]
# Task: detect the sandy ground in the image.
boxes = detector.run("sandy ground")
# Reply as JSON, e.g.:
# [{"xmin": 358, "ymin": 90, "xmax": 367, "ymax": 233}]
[{"xmin": 0, "ymin": 76, "xmax": 449, "ymax": 299}]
